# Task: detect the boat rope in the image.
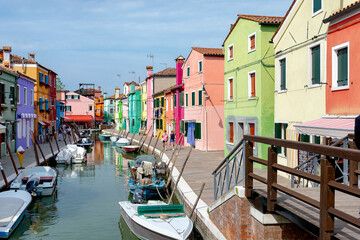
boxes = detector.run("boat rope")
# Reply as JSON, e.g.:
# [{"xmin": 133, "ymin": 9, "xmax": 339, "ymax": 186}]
[{"xmin": 155, "ymin": 185, "xmax": 165, "ymax": 201}]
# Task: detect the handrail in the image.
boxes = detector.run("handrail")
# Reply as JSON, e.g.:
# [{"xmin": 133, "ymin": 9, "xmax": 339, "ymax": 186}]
[{"xmin": 212, "ymin": 139, "xmax": 244, "ymax": 174}]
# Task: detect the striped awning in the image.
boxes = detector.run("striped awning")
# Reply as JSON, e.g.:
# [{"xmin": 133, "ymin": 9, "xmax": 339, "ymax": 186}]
[{"xmin": 294, "ymin": 118, "xmax": 355, "ymax": 138}]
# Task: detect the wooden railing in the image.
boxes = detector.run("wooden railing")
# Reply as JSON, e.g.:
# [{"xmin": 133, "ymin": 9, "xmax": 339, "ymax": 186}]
[{"xmin": 243, "ymin": 135, "xmax": 360, "ymax": 240}]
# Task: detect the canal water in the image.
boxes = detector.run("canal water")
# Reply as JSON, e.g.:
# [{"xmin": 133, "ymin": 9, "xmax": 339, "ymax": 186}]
[{"xmin": 9, "ymin": 139, "xmax": 140, "ymax": 240}]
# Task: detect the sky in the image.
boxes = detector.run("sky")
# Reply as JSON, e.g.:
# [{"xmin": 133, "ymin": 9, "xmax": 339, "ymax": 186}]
[{"xmin": 0, "ymin": 0, "xmax": 291, "ymax": 95}]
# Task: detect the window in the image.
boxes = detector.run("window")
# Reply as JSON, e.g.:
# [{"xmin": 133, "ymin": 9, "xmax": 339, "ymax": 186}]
[
  {"xmin": 191, "ymin": 91, "xmax": 195, "ymax": 106},
  {"xmin": 195, "ymin": 122, "xmax": 201, "ymax": 140},
  {"xmin": 89, "ymin": 105, "xmax": 93, "ymax": 111},
  {"xmin": 171, "ymin": 96, "xmax": 173, "ymax": 110},
  {"xmin": 310, "ymin": 44, "xmax": 321, "ymax": 85},
  {"xmin": 160, "ymin": 119, "xmax": 163, "ymax": 129},
  {"xmin": 279, "ymin": 58, "xmax": 286, "ymax": 91},
  {"xmin": 198, "ymin": 89, "xmax": 202, "ymax": 106},
  {"xmin": 229, "ymin": 122, "xmax": 234, "ymax": 143},
  {"xmin": 23, "ymin": 118, "xmax": 26, "ymax": 138},
  {"xmin": 228, "ymin": 44, "xmax": 234, "ymax": 60},
  {"xmin": 17, "ymin": 85, "xmax": 20, "ymax": 104},
  {"xmin": 9, "ymin": 85, "xmax": 15, "ymax": 104},
  {"xmin": 132, "ymin": 119, "xmax": 135, "ymax": 127},
  {"xmin": 45, "ymin": 75, "xmax": 48, "ymax": 85},
  {"xmin": 187, "ymin": 66, "xmax": 190, "ymax": 77},
  {"xmin": 249, "ymin": 123, "xmax": 255, "ymax": 147},
  {"xmin": 185, "ymin": 93, "xmax": 188, "ymax": 107},
  {"xmin": 248, "ymin": 33, "xmax": 256, "ymax": 52},
  {"xmin": 174, "ymin": 94, "xmax": 177, "ymax": 108},
  {"xmin": 24, "ymin": 87, "xmax": 27, "ymax": 105},
  {"xmin": 248, "ymin": 71, "xmax": 256, "ymax": 98},
  {"xmin": 161, "ymin": 97, "xmax": 164, "ymax": 107},
  {"xmin": 45, "ymin": 99, "xmax": 49, "ymax": 110},
  {"xmin": 110, "ymin": 100, "xmax": 114, "ymax": 104},
  {"xmin": 332, "ymin": 42, "xmax": 349, "ymax": 90},
  {"xmin": 31, "ymin": 90, "xmax": 34, "ymax": 106},
  {"xmin": 198, "ymin": 61, "xmax": 203, "ymax": 73},
  {"xmin": 39, "ymin": 72, "xmax": 43, "ymax": 83},
  {"xmin": 313, "ymin": 0, "xmax": 322, "ymax": 14},
  {"xmin": 0, "ymin": 83, "xmax": 5, "ymax": 104},
  {"xmin": 110, "ymin": 108, "xmax": 114, "ymax": 113},
  {"xmin": 18, "ymin": 119, "xmax": 22, "ymax": 139},
  {"xmin": 179, "ymin": 92, "xmax": 184, "ymax": 107},
  {"xmin": 274, "ymin": 123, "xmax": 288, "ymax": 155},
  {"xmin": 228, "ymin": 78, "xmax": 233, "ymax": 100},
  {"xmin": 65, "ymin": 106, "xmax": 71, "ymax": 112},
  {"xmin": 180, "ymin": 120, "xmax": 184, "ymax": 134}
]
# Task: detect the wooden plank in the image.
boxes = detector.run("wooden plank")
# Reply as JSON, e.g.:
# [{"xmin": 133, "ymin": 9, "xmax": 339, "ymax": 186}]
[
  {"xmin": 328, "ymin": 207, "xmax": 360, "ymax": 228},
  {"xmin": 248, "ymin": 172, "xmax": 267, "ymax": 185},
  {"xmin": 249, "ymin": 156, "xmax": 268, "ymax": 166},
  {"xmin": 328, "ymin": 180, "xmax": 360, "ymax": 198},
  {"xmin": 273, "ymin": 163, "xmax": 320, "ymax": 184}
]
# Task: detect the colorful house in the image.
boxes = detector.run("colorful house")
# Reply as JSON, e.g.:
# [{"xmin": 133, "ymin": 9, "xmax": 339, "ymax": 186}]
[
  {"xmin": 62, "ymin": 91, "xmax": 95, "ymax": 128},
  {"xmin": 145, "ymin": 66, "xmax": 154, "ymax": 133},
  {"xmin": 223, "ymin": 15, "xmax": 283, "ymax": 158},
  {"xmin": 272, "ymin": 0, "xmax": 353, "ymax": 168},
  {"xmin": 183, "ymin": 47, "xmax": 224, "ymax": 151},
  {"xmin": 16, "ymin": 72, "xmax": 36, "ymax": 149},
  {"xmin": 164, "ymin": 86, "xmax": 176, "ymax": 137},
  {"xmin": 122, "ymin": 97, "xmax": 129, "ymax": 131},
  {"xmin": 103, "ymin": 93, "xmax": 115, "ymax": 124},
  {"xmin": 173, "ymin": 56, "xmax": 185, "ymax": 144},
  {"xmin": 128, "ymin": 85, "xmax": 141, "ymax": 133},
  {"xmin": 140, "ymin": 80, "xmax": 147, "ymax": 129},
  {"xmin": 56, "ymin": 100, "xmax": 64, "ymax": 132},
  {"xmin": 153, "ymin": 90, "xmax": 166, "ymax": 137},
  {"xmin": 0, "ymin": 65, "xmax": 18, "ymax": 157},
  {"xmin": 95, "ymin": 94, "xmax": 104, "ymax": 124},
  {"xmin": 47, "ymin": 69, "xmax": 57, "ymax": 133},
  {"xmin": 114, "ymin": 87, "xmax": 125, "ymax": 130}
]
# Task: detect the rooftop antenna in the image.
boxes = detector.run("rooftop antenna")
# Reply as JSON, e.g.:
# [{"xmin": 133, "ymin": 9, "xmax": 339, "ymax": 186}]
[
  {"xmin": 160, "ymin": 63, "xmax": 167, "ymax": 68},
  {"xmin": 117, "ymin": 74, "xmax": 121, "ymax": 80},
  {"xmin": 129, "ymin": 71, "xmax": 136, "ymax": 80},
  {"xmin": 147, "ymin": 54, "xmax": 154, "ymax": 67}
]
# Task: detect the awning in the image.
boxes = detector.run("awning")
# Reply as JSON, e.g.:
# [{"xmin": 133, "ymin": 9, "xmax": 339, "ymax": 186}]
[
  {"xmin": 64, "ymin": 115, "xmax": 93, "ymax": 122},
  {"xmin": 294, "ymin": 118, "xmax": 355, "ymax": 138},
  {"xmin": 0, "ymin": 124, "xmax": 5, "ymax": 134},
  {"xmin": 38, "ymin": 121, "xmax": 46, "ymax": 126},
  {"xmin": 95, "ymin": 117, "xmax": 104, "ymax": 122},
  {"xmin": 43, "ymin": 121, "xmax": 52, "ymax": 126},
  {"xmin": 61, "ymin": 116, "xmax": 70, "ymax": 120}
]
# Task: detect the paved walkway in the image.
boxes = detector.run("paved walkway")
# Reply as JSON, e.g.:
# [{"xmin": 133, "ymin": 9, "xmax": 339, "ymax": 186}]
[{"xmin": 0, "ymin": 134, "xmax": 75, "ymax": 189}]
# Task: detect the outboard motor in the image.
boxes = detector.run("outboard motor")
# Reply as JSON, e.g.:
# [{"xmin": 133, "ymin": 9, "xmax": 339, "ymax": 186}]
[
  {"xmin": 355, "ymin": 115, "xmax": 360, "ymax": 149},
  {"xmin": 133, "ymin": 189, "xmax": 144, "ymax": 204},
  {"xmin": 26, "ymin": 174, "xmax": 40, "ymax": 196}
]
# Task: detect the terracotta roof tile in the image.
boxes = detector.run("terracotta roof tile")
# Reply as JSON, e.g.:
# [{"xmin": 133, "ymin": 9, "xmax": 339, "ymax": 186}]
[
  {"xmin": 0, "ymin": 65, "xmax": 19, "ymax": 76},
  {"xmin": 105, "ymin": 94, "xmax": 115, "ymax": 99},
  {"xmin": 223, "ymin": 14, "xmax": 284, "ymax": 45},
  {"xmin": 323, "ymin": 1, "xmax": 360, "ymax": 23},
  {"xmin": 151, "ymin": 68, "xmax": 176, "ymax": 77},
  {"xmin": 123, "ymin": 81, "xmax": 140, "ymax": 86},
  {"xmin": 10, "ymin": 54, "xmax": 36, "ymax": 64},
  {"xmin": 192, "ymin": 47, "xmax": 224, "ymax": 56}
]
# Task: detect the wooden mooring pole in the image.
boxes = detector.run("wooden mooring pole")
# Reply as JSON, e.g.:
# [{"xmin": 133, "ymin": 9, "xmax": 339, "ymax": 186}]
[
  {"xmin": 0, "ymin": 163, "xmax": 8, "ymax": 187},
  {"xmin": 146, "ymin": 134, "xmax": 153, "ymax": 154},
  {"xmin": 165, "ymin": 136, "xmax": 185, "ymax": 189},
  {"xmin": 151, "ymin": 134, "xmax": 161, "ymax": 155},
  {"xmin": 167, "ymin": 134, "xmax": 184, "ymax": 167},
  {"xmin": 31, "ymin": 132, "xmax": 40, "ymax": 166},
  {"xmin": 130, "ymin": 131, "xmax": 136, "ymax": 145},
  {"xmin": 48, "ymin": 136, "xmax": 55, "ymax": 160},
  {"xmin": 54, "ymin": 132, "xmax": 60, "ymax": 152},
  {"xmin": 34, "ymin": 134, "xmax": 48, "ymax": 166},
  {"xmin": 5, "ymin": 141, "xmax": 18, "ymax": 175},
  {"xmin": 138, "ymin": 126, "xmax": 152, "ymax": 153},
  {"xmin": 168, "ymin": 147, "xmax": 193, "ymax": 204},
  {"xmin": 190, "ymin": 183, "xmax": 206, "ymax": 218}
]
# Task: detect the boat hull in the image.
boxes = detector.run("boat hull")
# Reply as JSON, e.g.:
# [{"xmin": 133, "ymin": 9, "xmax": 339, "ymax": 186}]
[{"xmin": 121, "ymin": 145, "xmax": 140, "ymax": 153}]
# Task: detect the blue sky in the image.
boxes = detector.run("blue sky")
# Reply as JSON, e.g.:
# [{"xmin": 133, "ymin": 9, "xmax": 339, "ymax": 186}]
[{"xmin": 0, "ymin": 0, "xmax": 291, "ymax": 95}]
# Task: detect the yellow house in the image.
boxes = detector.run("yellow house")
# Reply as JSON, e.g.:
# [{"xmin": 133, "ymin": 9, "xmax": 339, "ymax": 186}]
[
  {"xmin": 8, "ymin": 51, "xmax": 52, "ymax": 139},
  {"xmin": 153, "ymin": 90, "xmax": 166, "ymax": 137},
  {"xmin": 272, "ymin": 0, "xmax": 354, "ymax": 169},
  {"xmin": 140, "ymin": 80, "xmax": 147, "ymax": 129}
]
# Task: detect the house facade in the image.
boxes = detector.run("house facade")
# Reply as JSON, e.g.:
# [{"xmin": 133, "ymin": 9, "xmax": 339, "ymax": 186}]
[
  {"xmin": 183, "ymin": 47, "xmax": 224, "ymax": 151},
  {"xmin": 153, "ymin": 90, "xmax": 166, "ymax": 137},
  {"xmin": 48, "ymin": 69, "xmax": 57, "ymax": 132},
  {"xmin": 140, "ymin": 80, "xmax": 147, "ymax": 129},
  {"xmin": 16, "ymin": 72, "xmax": 35, "ymax": 149},
  {"xmin": 165, "ymin": 86, "xmax": 175, "ymax": 138},
  {"xmin": 63, "ymin": 91, "xmax": 95, "ymax": 128},
  {"xmin": 273, "ymin": 0, "xmax": 354, "ymax": 168},
  {"xmin": 223, "ymin": 15, "xmax": 282, "ymax": 158},
  {"xmin": 128, "ymin": 85, "xmax": 141, "ymax": 133},
  {"xmin": 173, "ymin": 56, "xmax": 185, "ymax": 145},
  {"xmin": 114, "ymin": 87, "xmax": 121, "ymax": 130},
  {"xmin": 146, "ymin": 66, "xmax": 154, "ymax": 133},
  {"xmin": 103, "ymin": 93, "xmax": 115, "ymax": 124}
]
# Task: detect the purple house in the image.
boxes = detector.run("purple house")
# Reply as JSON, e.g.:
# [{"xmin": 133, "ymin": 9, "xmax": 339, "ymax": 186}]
[{"xmin": 16, "ymin": 72, "xmax": 35, "ymax": 149}]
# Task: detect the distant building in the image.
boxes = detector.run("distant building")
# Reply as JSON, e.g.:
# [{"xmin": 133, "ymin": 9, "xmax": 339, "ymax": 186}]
[
  {"xmin": 140, "ymin": 80, "xmax": 147, "ymax": 129},
  {"xmin": 128, "ymin": 84, "xmax": 141, "ymax": 133},
  {"xmin": 103, "ymin": 93, "xmax": 115, "ymax": 124}
]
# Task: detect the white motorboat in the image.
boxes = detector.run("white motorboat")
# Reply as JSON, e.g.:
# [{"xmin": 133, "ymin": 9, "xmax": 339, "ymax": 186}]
[
  {"xmin": 55, "ymin": 149, "xmax": 72, "ymax": 164},
  {"xmin": 116, "ymin": 138, "xmax": 130, "ymax": 147},
  {"xmin": 0, "ymin": 190, "xmax": 32, "ymax": 239},
  {"xmin": 110, "ymin": 136, "xmax": 118, "ymax": 144},
  {"xmin": 10, "ymin": 166, "xmax": 57, "ymax": 197},
  {"xmin": 66, "ymin": 145, "xmax": 87, "ymax": 163},
  {"xmin": 119, "ymin": 201, "xmax": 193, "ymax": 240}
]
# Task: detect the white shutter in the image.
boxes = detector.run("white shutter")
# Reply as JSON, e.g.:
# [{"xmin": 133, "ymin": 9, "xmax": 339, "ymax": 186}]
[{"xmin": 23, "ymin": 119, "xmax": 26, "ymax": 137}]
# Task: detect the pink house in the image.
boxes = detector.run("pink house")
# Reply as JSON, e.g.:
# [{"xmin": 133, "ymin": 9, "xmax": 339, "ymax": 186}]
[
  {"xmin": 146, "ymin": 66, "xmax": 153, "ymax": 132},
  {"xmin": 62, "ymin": 91, "xmax": 95, "ymax": 128},
  {"xmin": 183, "ymin": 47, "xmax": 224, "ymax": 151}
]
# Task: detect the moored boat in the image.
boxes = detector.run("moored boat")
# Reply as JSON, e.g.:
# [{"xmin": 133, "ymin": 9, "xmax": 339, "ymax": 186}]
[
  {"xmin": 100, "ymin": 133, "xmax": 111, "ymax": 141},
  {"xmin": 55, "ymin": 149, "xmax": 72, "ymax": 164},
  {"xmin": 0, "ymin": 190, "xmax": 32, "ymax": 239},
  {"xmin": 121, "ymin": 145, "xmax": 140, "ymax": 153},
  {"xmin": 10, "ymin": 166, "xmax": 57, "ymax": 197},
  {"xmin": 119, "ymin": 201, "xmax": 193, "ymax": 240},
  {"xmin": 116, "ymin": 138, "xmax": 130, "ymax": 147}
]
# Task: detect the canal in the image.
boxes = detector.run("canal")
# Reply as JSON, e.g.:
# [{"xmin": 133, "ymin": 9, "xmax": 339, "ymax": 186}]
[{"xmin": 9, "ymin": 139, "xmax": 140, "ymax": 240}]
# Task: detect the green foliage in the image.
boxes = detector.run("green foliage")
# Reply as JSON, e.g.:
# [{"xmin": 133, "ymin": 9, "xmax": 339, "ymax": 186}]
[{"xmin": 56, "ymin": 77, "xmax": 65, "ymax": 90}]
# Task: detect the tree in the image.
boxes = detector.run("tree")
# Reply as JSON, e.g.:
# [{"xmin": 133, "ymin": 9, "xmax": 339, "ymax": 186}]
[{"xmin": 56, "ymin": 77, "xmax": 65, "ymax": 90}]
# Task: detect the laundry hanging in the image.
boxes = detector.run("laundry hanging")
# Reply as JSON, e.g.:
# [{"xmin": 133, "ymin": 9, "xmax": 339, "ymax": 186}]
[{"xmin": 187, "ymin": 122, "xmax": 195, "ymax": 146}]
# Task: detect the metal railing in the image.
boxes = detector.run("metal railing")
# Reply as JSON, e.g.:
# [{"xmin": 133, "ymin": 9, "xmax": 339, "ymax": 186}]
[{"xmin": 212, "ymin": 139, "xmax": 244, "ymax": 200}]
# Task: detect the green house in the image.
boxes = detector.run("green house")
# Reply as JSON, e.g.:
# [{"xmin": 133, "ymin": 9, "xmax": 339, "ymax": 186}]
[
  {"xmin": 128, "ymin": 84, "xmax": 141, "ymax": 133},
  {"xmin": 223, "ymin": 14, "xmax": 283, "ymax": 159}
]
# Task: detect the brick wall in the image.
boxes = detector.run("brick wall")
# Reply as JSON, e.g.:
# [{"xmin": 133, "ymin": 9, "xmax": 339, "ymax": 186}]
[{"xmin": 209, "ymin": 194, "xmax": 316, "ymax": 240}]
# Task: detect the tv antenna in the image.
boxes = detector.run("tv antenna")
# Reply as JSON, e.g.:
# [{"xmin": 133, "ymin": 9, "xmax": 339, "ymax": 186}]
[
  {"xmin": 129, "ymin": 71, "xmax": 136, "ymax": 80},
  {"xmin": 147, "ymin": 54, "xmax": 154, "ymax": 67}
]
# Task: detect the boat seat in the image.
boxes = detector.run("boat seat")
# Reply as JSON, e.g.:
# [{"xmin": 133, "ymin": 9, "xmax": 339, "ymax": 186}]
[
  {"xmin": 137, "ymin": 204, "xmax": 184, "ymax": 216},
  {"xmin": 0, "ymin": 197, "xmax": 24, "ymax": 227},
  {"xmin": 22, "ymin": 176, "xmax": 54, "ymax": 183}
]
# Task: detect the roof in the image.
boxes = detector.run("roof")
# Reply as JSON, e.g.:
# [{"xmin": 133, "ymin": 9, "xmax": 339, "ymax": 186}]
[
  {"xmin": 164, "ymin": 85, "xmax": 177, "ymax": 94},
  {"xmin": 17, "ymin": 71, "xmax": 36, "ymax": 82},
  {"xmin": 123, "ymin": 81, "xmax": 140, "ymax": 86},
  {"xmin": 105, "ymin": 94, "xmax": 115, "ymax": 99},
  {"xmin": 271, "ymin": 0, "xmax": 296, "ymax": 41},
  {"xmin": 64, "ymin": 115, "xmax": 93, "ymax": 122},
  {"xmin": 192, "ymin": 47, "xmax": 224, "ymax": 56},
  {"xmin": 8, "ymin": 54, "xmax": 58, "ymax": 75},
  {"xmin": 223, "ymin": 14, "xmax": 284, "ymax": 45},
  {"xmin": 294, "ymin": 117, "xmax": 355, "ymax": 138},
  {"xmin": 151, "ymin": 68, "xmax": 176, "ymax": 77},
  {"xmin": 323, "ymin": 1, "xmax": 360, "ymax": 23},
  {"xmin": 115, "ymin": 93, "xmax": 126, "ymax": 100},
  {"xmin": 0, "ymin": 65, "xmax": 19, "ymax": 76}
]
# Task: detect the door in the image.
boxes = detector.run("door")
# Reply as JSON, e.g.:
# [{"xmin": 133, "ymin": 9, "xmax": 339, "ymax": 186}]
[{"xmin": 27, "ymin": 120, "xmax": 30, "ymax": 147}]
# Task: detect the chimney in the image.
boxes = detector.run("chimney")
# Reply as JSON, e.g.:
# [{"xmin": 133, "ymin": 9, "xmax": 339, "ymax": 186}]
[
  {"xmin": 2, "ymin": 46, "xmax": 11, "ymax": 68},
  {"xmin": 175, "ymin": 55, "xmax": 185, "ymax": 86},
  {"xmin": 103, "ymin": 92, "xmax": 107, "ymax": 99},
  {"xmin": 146, "ymin": 66, "xmax": 153, "ymax": 77},
  {"xmin": 115, "ymin": 87, "xmax": 120, "ymax": 99},
  {"xmin": 28, "ymin": 53, "xmax": 35, "ymax": 61},
  {"xmin": 98, "ymin": 86, "xmax": 101, "ymax": 91}
]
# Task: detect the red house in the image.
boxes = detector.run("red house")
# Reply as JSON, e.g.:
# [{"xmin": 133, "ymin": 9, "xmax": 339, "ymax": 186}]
[{"xmin": 47, "ymin": 69, "xmax": 57, "ymax": 132}]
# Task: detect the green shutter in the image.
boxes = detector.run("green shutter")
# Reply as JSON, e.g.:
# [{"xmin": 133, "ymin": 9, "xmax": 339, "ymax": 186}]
[
  {"xmin": 156, "ymin": 119, "xmax": 160, "ymax": 130},
  {"xmin": 185, "ymin": 94, "xmax": 188, "ymax": 107},
  {"xmin": 180, "ymin": 120, "xmax": 184, "ymax": 133},
  {"xmin": 283, "ymin": 123, "xmax": 288, "ymax": 157},
  {"xmin": 160, "ymin": 119, "xmax": 163, "ymax": 129},
  {"xmin": 280, "ymin": 59, "xmax": 286, "ymax": 90},
  {"xmin": 179, "ymin": 92, "xmax": 184, "ymax": 106},
  {"xmin": 192, "ymin": 92, "xmax": 195, "ymax": 106},
  {"xmin": 311, "ymin": 45, "xmax": 321, "ymax": 85},
  {"xmin": 313, "ymin": 0, "xmax": 322, "ymax": 13},
  {"xmin": 274, "ymin": 123, "xmax": 281, "ymax": 153},
  {"xmin": 314, "ymin": 136, "xmax": 320, "ymax": 144},
  {"xmin": 198, "ymin": 90, "xmax": 202, "ymax": 106},
  {"xmin": 174, "ymin": 93, "xmax": 177, "ymax": 108},
  {"xmin": 187, "ymin": 67, "xmax": 190, "ymax": 77},
  {"xmin": 195, "ymin": 122, "xmax": 201, "ymax": 139},
  {"xmin": 300, "ymin": 134, "xmax": 310, "ymax": 143},
  {"xmin": 185, "ymin": 122, "xmax": 188, "ymax": 137},
  {"xmin": 199, "ymin": 61, "xmax": 202, "ymax": 72},
  {"xmin": 161, "ymin": 97, "xmax": 164, "ymax": 107},
  {"xmin": 337, "ymin": 48, "xmax": 348, "ymax": 87}
]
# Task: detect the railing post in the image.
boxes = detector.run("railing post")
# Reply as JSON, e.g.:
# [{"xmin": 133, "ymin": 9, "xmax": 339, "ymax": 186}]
[
  {"xmin": 225, "ymin": 157, "xmax": 230, "ymax": 192},
  {"xmin": 241, "ymin": 140, "xmax": 245, "ymax": 186},
  {"xmin": 267, "ymin": 146, "xmax": 277, "ymax": 212},
  {"xmin": 349, "ymin": 141, "xmax": 358, "ymax": 188},
  {"xmin": 213, "ymin": 173, "xmax": 217, "ymax": 200},
  {"xmin": 245, "ymin": 141, "xmax": 253, "ymax": 198},
  {"xmin": 343, "ymin": 138, "xmax": 349, "ymax": 185},
  {"xmin": 320, "ymin": 158, "xmax": 335, "ymax": 240}
]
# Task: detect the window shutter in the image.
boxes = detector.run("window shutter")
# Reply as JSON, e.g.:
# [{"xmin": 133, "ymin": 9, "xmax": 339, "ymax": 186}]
[
  {"xmin": 313, "ymin": 0, "xmax": 322, "ymax": 13},
  {"xmin": 160, "ymin": 119, "xmax": 163, "ymax": 129},
  {"xmin": 229, "ymin": 122, "xmax": 234, "ymax": 143},
  {"xmin": 185, "ymin": 93, "xmax": 188, "ymax": 106},
  {"xmin": 283, "ymin": 123, "xmax": 288, "ymax": 156},
  {"xmin": 180, "ymin": 120, "xmax": 184, "ymax": 134},
  {"xmin": 161, "ymin": 97, "xmax": 164, "ymax": 107},
  {"xmin": 337, "ymin": 48, "xmax": 348, "ymax": 87},
  {"xmin": 174, "ymin": 94, "xmax": 177, "ymax": 108},
  {"xmin": 192, "ymin": 92, "xmax": 195, "ymax": 106},
  {"xmin": 300, "ymin": 134, "xmax": 310, "ymax": 143},
  {"xmin": 185, "ymin": 122, "xmax": 188, "ymax": 136},
  {"xmin": 274, "ymin": 123, "xmax": 281, "ymax": 153},
  {"xmin": 312, "ymin": 46, "xmax": 321, "ymax": 84},
  {"xmin": 280, "ymin": 59, "xmax": 286, "ymax": 90},
  {"xmin": 314, "ymin": 136, "xmax": 320, "ymax": 144},
  {"xmin": 229, "ymin": 79, "xmax": 233, "ymax": 100},
  {"xmin": 250, "ymin": 36, "xmax": 255, "ymax": 50},
  {"xmin": 195, "ymin": 122, "xmax": 201, "ymax": 139},
  {"xmin": 198, "ymin": 90, "xmax": 202, "ymax": 106},
  {"xmin": 250, "ymin": 73, "xmax": 256, "ymax": 97}
]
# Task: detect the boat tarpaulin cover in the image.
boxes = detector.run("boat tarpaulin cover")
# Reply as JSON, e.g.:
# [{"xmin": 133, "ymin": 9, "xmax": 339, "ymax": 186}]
[
  {"xmin": 294, "ymin": 118, "xmax": 355, "ymax": 138},
  {"xmin": 134, "ymin": 155, "xmax": 156, "ymax": 167}
]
